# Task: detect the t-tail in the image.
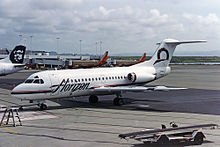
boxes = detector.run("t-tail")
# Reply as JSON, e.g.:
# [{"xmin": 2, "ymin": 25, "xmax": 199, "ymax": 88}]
[
  {"xmin": 0, "ymin": 45, "xmax": 26, "ymax": 64},
  {"xmin": 133, "ymin": 39, "xmax": 206, "ymax": 78}
]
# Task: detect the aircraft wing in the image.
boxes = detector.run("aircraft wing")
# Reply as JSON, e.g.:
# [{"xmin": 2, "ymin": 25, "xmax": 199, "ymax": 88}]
[{"xmin": 91, "ymin": 85, "xmax": 187, "ymax": 93}]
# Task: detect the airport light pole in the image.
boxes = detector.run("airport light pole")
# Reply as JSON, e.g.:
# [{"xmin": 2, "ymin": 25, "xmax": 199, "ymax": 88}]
[
  {"xmin": 30, "ymin": 36, "xmax": 33, "ymax": 55},
  {"xmin": 56, "ymin": 37, "xmax": 60, "ymax": 54},
  {"xmin": 96, "ymin": 41, "xmax": 98, "ymax": 56},
  {"xmin": 79, "ymin": 40, "xmax": 82, "ymax": 56},
  {"xmin": 18, "ymin": 34, "xmax": 22, "ymax": 42},
  {"xmin": 100, "ymin": 41, "xmax": 102, "ymax": 58}
]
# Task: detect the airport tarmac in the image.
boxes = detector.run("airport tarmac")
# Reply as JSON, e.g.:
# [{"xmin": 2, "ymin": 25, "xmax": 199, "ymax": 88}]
[{"xmin": 0, "ymin": 65, "xmax": 220, "ymax": 147}]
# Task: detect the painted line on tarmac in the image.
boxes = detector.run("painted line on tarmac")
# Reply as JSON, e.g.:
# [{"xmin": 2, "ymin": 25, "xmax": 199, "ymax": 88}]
[
  {"xmin": 0, "ymin": 98, "xmax": 20, "ymax": 106},
  {"xmin": 0, "ymin": 125, "xmax": 19, "ymax": 134}
]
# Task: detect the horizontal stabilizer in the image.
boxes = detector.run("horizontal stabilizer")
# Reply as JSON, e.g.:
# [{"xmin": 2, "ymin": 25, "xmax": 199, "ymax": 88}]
[{"xmin": 157, "ymin": 40, "xmax": 207, "ymax": 45}]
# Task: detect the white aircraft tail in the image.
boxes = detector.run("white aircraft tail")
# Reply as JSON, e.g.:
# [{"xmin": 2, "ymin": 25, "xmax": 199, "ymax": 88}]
[
  {"xmin": 134, "ymin": 39, "xmax": 206, "ymax": 68},
  {"xmin": 0, "ymin": 45, "xmax": 26, "ymax": 64}
]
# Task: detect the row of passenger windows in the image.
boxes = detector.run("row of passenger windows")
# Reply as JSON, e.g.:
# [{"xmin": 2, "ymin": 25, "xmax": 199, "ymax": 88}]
[
  {"xmin": 24, "ymin": 75, "xmax": 127, "ymax": 84},
  {"xmin": 71, "ymin": 75, "xmax": 127, "ymax": 83}
]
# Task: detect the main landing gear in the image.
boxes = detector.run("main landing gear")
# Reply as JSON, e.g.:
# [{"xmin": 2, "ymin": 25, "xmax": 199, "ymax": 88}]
[
  {"xmin": 113, "ymin": 97, "xmax": 125, "ymax": 106},
  {"xmin": 29, "ymin": 100, "xmax": 48, "ymax": 110},
  {"xmin": 88, "ymin": 94, "xmax": 126, "ymax": 106},
  {"xmin": 89, "ymin": 95, "xmax": 99, "ymax": 104},
  {"xmin": 39, "ymin": 103, "xmax": 48, "ymax": 110}
]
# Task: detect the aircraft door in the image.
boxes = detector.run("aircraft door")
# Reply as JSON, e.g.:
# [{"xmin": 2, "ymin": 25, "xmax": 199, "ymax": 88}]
[{"xmin": 49, "ymin": 74, "xmax": 60, "ymax": 96}]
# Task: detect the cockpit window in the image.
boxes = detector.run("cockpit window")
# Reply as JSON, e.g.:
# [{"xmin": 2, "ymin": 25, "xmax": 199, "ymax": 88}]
[
  {"xmin": 33, "ymin": 79, "xmax": 40, "ymax": 84},
  {"xmin": 40, "ymin": 79, "xmax": 44, "ymax": 84},
  {"xmin": 24, "ymin": 78, "xmax": 44, "ymax": 84},
  {"xmin": 24, "ymin": 79, "xmax": 34, "ymax": 83}
]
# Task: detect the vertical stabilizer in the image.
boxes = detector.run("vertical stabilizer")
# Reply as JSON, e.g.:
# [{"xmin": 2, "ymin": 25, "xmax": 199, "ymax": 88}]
[
  {"xmin": 98, "ymin": 51, "xmax": 108, "ymax": 66},
  {"xmin": 137, "ymin": 53, "xmax": 146, "ymax": 64},
  {"xmin": 0, "ymin": 45, "xmax": 26, "ymax": 64},
  {"xmin": 134, "ymin": 39, "xmax": 206, "ymax": 68}
]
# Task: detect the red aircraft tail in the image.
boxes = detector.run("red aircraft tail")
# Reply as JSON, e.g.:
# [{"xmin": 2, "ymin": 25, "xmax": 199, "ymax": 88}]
[
  {"xmin": 98, "ymin": 51, "xmax": 108, "ymax": 66},
  {"xmin": 137, "ymin": 53, "xmax": 146, "ymax": 63}
]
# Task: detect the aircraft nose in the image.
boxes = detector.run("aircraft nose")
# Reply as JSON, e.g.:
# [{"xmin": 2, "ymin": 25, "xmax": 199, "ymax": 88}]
[{"xmin": 11, "ymin": 84, "xmax": 25, "ymax": 99}]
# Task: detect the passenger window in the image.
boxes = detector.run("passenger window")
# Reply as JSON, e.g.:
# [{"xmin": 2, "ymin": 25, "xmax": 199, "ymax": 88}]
[
  {"xmin": 99, "ymin": 77, "xmax": 101, "ymax": 80},
  {"xmin": 24, "ymin": 79, "xmax": 34, "ymax": 83},
  {"xmin": 92, "ymin": 78, "xmax": 94, "ymax": 81},
  {"xmin": 89, "ymin": 78, "xmax": 91, "ymax": 81},
  {"xmin": 106, "ymin": 77, "xmax": 108, "ymax": 80},
  {"xmin": 78, "ymin": 79, "xmax": 80, "ymax": 82},
  {"xmin": 102, "ymin": 77, "xmax": 104, "ymax": 80},
  {"xmin": 109, "ymin": 77, "xmax": 111, "ymax": 80},
  {"xmin": 115, "ymin": 76, "xmax": 117, "ymax": 79},
  {"xmin": 95, "ymin": 78, "xmax": 97, "ymax": 81},
  {"xmin": 75, "ymin": 79, "xmax": 77, "ymax": 82},
  {"xmin": 121, "ymin": 76, "xmax": 123, "ymax": 79},
  {"xmin": 112, "ymin": 77, "xmax": 114, "ymax": 79},
  {"xmin": 82, "ymin": 79, "xmax": 84, "ymax": 82},
  {"xmin": 85, "ymin": 78, "xmax": 87, "ymax": 81}
]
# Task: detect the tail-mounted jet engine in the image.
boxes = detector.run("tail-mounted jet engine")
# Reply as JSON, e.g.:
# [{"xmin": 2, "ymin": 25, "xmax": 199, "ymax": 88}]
[
  {"xmin": 127, "ymin": 72, "xmax": 136, "ymax": 83},
  {"xmin": 127, "ymin": 71, "xmax": 156, "ymax": 83}
]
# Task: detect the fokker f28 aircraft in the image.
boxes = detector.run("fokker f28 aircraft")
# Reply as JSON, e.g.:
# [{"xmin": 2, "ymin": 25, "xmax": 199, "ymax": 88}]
[
  {"xmin": 0, "ymin": 45, "xmax": 26, "ymax": 76},
  {"xmin": 11, "ymin": 39, "xmax": 206, "ymax": 109}
]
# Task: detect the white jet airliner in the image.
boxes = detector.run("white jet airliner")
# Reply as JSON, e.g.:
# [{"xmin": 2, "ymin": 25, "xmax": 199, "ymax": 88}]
[
  {"xmin": 0, "ymin": 45, "xmax": 26, "ymax": 76},
  {"xmin": 11, "ymin": 39, "xmax": 206, "ymax": 109}
]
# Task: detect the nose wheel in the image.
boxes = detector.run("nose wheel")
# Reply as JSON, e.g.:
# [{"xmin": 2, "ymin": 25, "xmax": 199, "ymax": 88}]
[
  {"xmin": 31, "ymin": 100, "xmax": 48, "ymax": 110},
  {"xmin": 89, "ymin": 95, "xmax": 99, "ymax": 104}
]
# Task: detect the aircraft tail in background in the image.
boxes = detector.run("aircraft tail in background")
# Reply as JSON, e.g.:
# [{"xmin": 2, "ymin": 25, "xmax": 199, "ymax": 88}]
[
  {"xmin": 0, "ymin": 45, "xmax": 26, "ymax": 64},
  {"xmin": 98, "ymin": 51, "xmax": 108, "ymax": 66}
]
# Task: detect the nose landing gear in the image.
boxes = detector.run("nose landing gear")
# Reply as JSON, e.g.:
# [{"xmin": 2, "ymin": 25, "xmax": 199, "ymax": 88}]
[{"xmin": 29, "ymin": 100, "xmax": 48, "ymax": 110}]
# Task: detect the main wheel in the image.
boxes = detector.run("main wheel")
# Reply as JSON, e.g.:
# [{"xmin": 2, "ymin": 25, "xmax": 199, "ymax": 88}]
[
  {"xmin": 113, "ymin": 98, "xmax": 124, "ymax": 106},
  {"xmin": 89, "ymin": 95, "xmax": 99, "ymax": 104},
  {"xmin": 194, "ymin": 132, "xmax": 204, "ymax": 145},
  {"xmin": 40, "ymin": 104, "xmax": 48, "ymax": 110},
  {"xmin": 19, "ymin": 106, "xmax": 24, "ymax": 111}
]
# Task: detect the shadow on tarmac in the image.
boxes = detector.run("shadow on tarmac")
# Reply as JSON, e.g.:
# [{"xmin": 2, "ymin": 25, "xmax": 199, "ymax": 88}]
[{"xmin": 132, "ymin": 140, "xmax": 214, "ymax": 147}]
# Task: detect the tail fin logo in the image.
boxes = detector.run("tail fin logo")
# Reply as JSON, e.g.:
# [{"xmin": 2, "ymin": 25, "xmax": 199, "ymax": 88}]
[
  {"xmin": 10, "ymin": 45, "xmax": 26, "ymax": 64},
  {"xmin": 154, "ymin": 48, "xmax": 169, "ymax": 65}
]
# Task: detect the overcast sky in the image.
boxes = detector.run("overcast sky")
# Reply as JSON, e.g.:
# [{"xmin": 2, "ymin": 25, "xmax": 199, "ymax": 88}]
[{"xmin": 0, "ymin": 0, "xmax": 220, "ymax": 56}]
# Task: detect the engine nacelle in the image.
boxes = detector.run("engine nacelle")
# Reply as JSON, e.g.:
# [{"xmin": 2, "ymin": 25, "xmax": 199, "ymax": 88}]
[
  {"xmin": 127, "ymin": 72, "xmax": 155, "ymax": 83},
  {"xmin": 127, "ymin": 72, "xmax": 136, "ymax": 83}
]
